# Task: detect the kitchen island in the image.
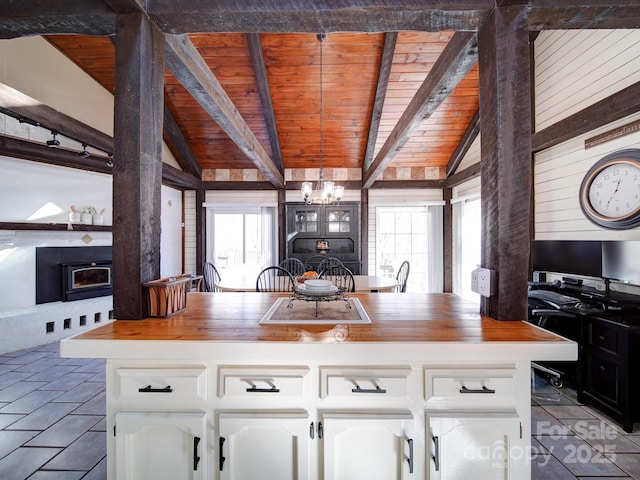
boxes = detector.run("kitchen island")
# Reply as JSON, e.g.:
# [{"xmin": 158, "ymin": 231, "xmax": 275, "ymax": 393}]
[{"xmin": 61, "ymin": 292, "xmax": 577, "ymax": 480}]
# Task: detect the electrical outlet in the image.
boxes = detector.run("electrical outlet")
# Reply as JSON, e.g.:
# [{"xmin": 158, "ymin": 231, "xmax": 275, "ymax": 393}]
[{"xmin": 471, "ymin": 267, "xmax": 494, "ymax": 297}]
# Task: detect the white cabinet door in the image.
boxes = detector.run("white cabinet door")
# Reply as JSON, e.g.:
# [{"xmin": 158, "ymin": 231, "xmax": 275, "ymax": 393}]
[
  {"xmin": 115, "ymin": 412, "xmax": 207, "ymax": 480},
  {"xmin": 428, "ymin": 413, "xmax": 520, "ymax": 480},
  {"xmin": 218, "ymin": 412, "xmax": 310, "ymax": 480},
  {"xmin": 321, "ymin": 413, "xmax": 415, "ymax": 480}
]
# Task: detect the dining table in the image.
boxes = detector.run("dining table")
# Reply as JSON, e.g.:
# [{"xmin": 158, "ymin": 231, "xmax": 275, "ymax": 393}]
[{"xmin": 216, "ymin": 272, "xmax": 398, "ymax": 292}]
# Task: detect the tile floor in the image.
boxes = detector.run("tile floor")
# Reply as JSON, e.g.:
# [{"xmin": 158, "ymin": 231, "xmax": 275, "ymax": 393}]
[{"xmin": 0, "ymin": 341, "xmax": 639, "ymax": 479}]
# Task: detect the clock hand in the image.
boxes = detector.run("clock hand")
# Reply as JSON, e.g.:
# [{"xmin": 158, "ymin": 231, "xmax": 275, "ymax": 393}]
[{"xmin": 605, "ymin": 179, "xmax": 621, "ymax": 208}]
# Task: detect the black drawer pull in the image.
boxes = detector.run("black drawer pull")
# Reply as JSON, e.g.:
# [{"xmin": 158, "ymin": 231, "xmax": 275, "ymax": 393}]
[
  {"xmin": 246, "ymin": 385, "xmax": 280, "ymax": 393},
  {"xmin": 193, "ymin": 436, "xmax": 201, "ymax": 471},
  {"xmin": 598, "ymin": 335, "xmax": 606, "ymax": 341},
  {"xmin": 460, "ymin": 385, "xmax": 495, "ymax": 394},
  {"xmin": 352, "ymin": 384, "xmax": 387, "ymax": 394},
  {"xmin": 407, "ymin": 438, "xmax": 414, "ymax": 473},
  {"xmin": 219, "ymin": 436, "xmax": 226, "ymax": 471},
  {"xmin": 138, "ymin": 385, "xmax": 172, "ymax": 393}
]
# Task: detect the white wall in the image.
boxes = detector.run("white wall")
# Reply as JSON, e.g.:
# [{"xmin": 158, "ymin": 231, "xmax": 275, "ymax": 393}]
[{"xmin": 533, "ymin": 30, "xmax": 640, "ymax": 241}]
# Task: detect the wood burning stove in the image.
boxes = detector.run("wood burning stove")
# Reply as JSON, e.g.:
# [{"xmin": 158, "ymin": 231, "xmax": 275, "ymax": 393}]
[{"xmin": 62, "ymin": 262, "xmax": 113, "ymax": 301}]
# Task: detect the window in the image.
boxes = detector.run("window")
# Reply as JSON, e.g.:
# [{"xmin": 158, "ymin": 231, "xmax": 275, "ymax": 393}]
[
  {"xmin": 375, "ymin": 205, "xmax": 443, "ymax": 293},
  {"xmin": 208, "ymin": 206, "xmax": 277, "ymax": 276},
  {"xmin": 453, "ymin": 196, "xmax": 481, "ymax": 303}
]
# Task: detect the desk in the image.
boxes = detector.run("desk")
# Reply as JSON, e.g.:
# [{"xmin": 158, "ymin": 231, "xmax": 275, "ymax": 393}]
[{"xmin": 217, "ymin": 274, "xmax": 397, "ymax": 292}]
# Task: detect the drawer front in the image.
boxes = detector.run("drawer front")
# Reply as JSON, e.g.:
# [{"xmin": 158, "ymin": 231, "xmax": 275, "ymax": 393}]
[
  {"xmin": 425, "ymin": 367, "xmax": 517, "ymax": 403},
  {"xmin": 589, "ymin": 321, "xmax": 620, "ymax": 356},
  {"xmin": 320, "ymin": 367, "xmax": 412, "ymax": 399},
  {"xmin": 218, "ymin": 366, "xmax": 309, "ymax": 398},
  {"xmin": 585, "ymin": 353, "xmax": 620, "ymax": 407},
  {"xmin": 118, "ymin": 367, "xmax": 207, "ymax": 401}
]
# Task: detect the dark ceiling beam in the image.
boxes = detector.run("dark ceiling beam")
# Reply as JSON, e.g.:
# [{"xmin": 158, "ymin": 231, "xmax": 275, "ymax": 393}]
[
  {"xmin": 246, "ymin": 33, "xmax": 284, "ymax": 174},
  {"xmin": 162, "ymin": 105, "xmax": 201, "ymax": 178},
  {"xmin": 445, "ymin": 108, "xmax": 479, "ymax": 177},
  {"xmin": 363, "ymin": 32, "xmax": 397, "ymax": 173},
  {"xmin": 532, "ymin": 81, "xmax": 640, "ymax": 153},
  {"xmin": 162, "ymin": 162, "xmax": 202, "ymax": 190},
  {"xmin": 527, "ymin": 3, "xmax": 640, "ymax": 29},
  {"xmin": 164, "ymin": 34, "xmax": 285, "ymax": 189},
  {"xmin": 445, "ymin": 161, "xmax": 481, "ymax": 188},
  {"xmin": 148, "ymin": 1, "xmax": 492, "ymax": 33},
  {"xmin": 362, "ymin": 31, "xmax": 478, "ymax": 189},
  {"xmin": 0, "ymin": 82, "xmax": 114, "ymax": 154},
  {"xmin": 0, "ymin": 0, "xmax": 116, "ymax": 38}
]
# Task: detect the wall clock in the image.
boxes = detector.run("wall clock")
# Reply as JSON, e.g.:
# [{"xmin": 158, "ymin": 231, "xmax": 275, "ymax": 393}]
[{"xmin": 579, "ymin": 149, "xmax": 640, "ymax": 230}]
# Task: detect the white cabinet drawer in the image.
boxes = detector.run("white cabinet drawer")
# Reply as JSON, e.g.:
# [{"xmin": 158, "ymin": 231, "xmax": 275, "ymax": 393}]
[
  {"xmin": 118, "ymin": 367, "xmax": 207, "ymax": 401},
  {"xmin": 218, "ymin": 366, "xmax": 309, "ymax": 398},
  {"xmin": 320, "ymin": 367, "xmax": 412, "ymax": 399},
  {"xmin": 424, "ymin": 366, "xmax": 517, "ymax": 404}
]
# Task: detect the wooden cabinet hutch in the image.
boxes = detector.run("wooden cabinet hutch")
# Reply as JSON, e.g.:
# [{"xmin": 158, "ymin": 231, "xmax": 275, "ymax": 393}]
[{"xmin": 285, "ymin": 202, "xmax": 361, "ymax": 274}]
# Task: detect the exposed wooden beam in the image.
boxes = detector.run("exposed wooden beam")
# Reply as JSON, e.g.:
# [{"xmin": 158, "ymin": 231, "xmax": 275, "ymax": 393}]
[
  {"xmin": 149, "ymin": 2, "xmax": 491, "ymax": 34},
  {"xmin": 446, "ymin": 109, "xmax": 479, "ymax": 177},
  {"xmin": 0, "ymin": 1, "xmax": 116, "ymax": 38},
  {"xmin": 528, "ymin": 3, "xmax": 640, "ymax": 30},
  {"xmin": 162, "ymin": 104, "xmax": 202, "ymax": 178},
  {"xmin": 445, "ymin": 161, "xmax": 481, "ymax": 188},
  {"xmin": 363, "ymin": 32, "xmax": 397, "ymax": 172},
  {"xmin": 164, "ymin": 34, "xmax": 285, "ymax": 189},
  {"xmin": 162, "ymin": 163, "xmax": 202, "ymax": 190},
  {"xmin": 362, "ymin": 31, "xmax": 478, "ymax": 189},
  {"xmin": 532, "ymin": 81, "xmax": 640, "ymax": 153},
  {"xmin": 0, "ymin": 134, "xmax": 112, "ymax": 174},
  {"xmin": 246, "ymin": 33, "xmax": 284, "ymax": 174},
  {"xmin": 0, "ymin": 82, "xmax": 113, "ymax": 154}
]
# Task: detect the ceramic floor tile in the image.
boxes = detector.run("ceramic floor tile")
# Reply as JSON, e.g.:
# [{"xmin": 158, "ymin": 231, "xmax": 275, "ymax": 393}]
[
  {"xmin": 0, "ymin": 429, "xmax": 40, "ymax": 458},
  {"xmin": 0, "ymin": 413, "xmax": 23, "ymax": 429},
  {"xmin": 613, "ymin": 454, "xmax": 640, "ymax": 479},
  {"xmin": 72, "ymin": 391, "xmax": 105, "ymax": 415},
  {"xmin": 27, "ymin": 471, "xmax": 86, "ymax": 480},
  {"xmin": 0, "ymin": 389, "xmax": 64, "ymax": 414},
  {"xmin": 52, "ymin": 381, "xmax": 104, "ymax": 403},
  {"xmin": 13, "ymin": 358, "xmax": 60, "ymax": 373},
  {"xmin": 38, "ymin": 372, "xmax": 95, "ymax": 391},
  {"xmin": 43, "ymin": 431, "xmax": 106, "ymax": 471},
  {"xmin": 0, "ymin": 380, "xmax": 48, "ymax": 402},
  {"xmin": 531, "ymin": 453, "xmax": 582, "ymax": 480},
  {"xmin": 0, "ymin": 446, "xmax": 61, "ymax": 480},
  {"xmin": 5, "ymin": 401, "xmax": 80, "ymax": 431},
  {"xmin": 0, "ymin": 371, "xmax": 37, "ymax": 390},
  {"xmin": 82, "ymin": 456, "xmax": 108, "ymax": 480},
  {"xmin": 542, "ymin": 405, "xmax": 597, "ymax": 420},
  {"xmin": 73, "ymin": 359, "xmax": 106, "ymax": 374},
  {"xmin": 26, "ymin": 365, "xmax": 79, "ymax": 382},
  {"xmin": 26, "ymin": 414, "xmax": 103, "ymax": 447}
]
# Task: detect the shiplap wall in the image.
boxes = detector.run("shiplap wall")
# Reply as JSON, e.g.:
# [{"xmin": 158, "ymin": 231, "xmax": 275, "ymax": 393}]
[
  {"xmin": 534, "ymin": 30, "xmax": 640, "ymax": 241},
  {"xmin": 455, "ymin": 135, "xmax": 481, "ymax": 174}
]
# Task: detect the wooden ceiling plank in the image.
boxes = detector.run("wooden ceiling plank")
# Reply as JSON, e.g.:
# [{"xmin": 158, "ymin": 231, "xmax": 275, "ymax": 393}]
[
  {"xmin": 246, "ymin": 33, "xmax": 284, "ymax": 174},
  {"xmin": 362, "ymin": 31, "xmax": 478, "ymax": 188},
  {"xmin": 164, "ymin": 34, "xmax": 284, "ymax": 188},
  {"xmin": 363, "ymin": 32, "xmax": 397, "ymax": 172},
  {"xmin": 0, "ymin": 82, "xmax": 114, "ymax": 154}
]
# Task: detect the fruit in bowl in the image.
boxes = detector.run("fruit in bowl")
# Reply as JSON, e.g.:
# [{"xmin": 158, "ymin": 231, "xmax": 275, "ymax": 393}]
[{"xmin": 298, "ymin": 271, "xmax": 318, "ymax": 283}]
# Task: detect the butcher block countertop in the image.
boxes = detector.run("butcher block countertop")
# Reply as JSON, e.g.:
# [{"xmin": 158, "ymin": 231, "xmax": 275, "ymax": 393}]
[{"xmin": 61, "ymin": 293, "xmax": 577, "ymax": 363}]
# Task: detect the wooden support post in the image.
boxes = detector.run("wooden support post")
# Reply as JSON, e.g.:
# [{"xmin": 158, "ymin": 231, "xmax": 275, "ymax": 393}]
[
  {"xmin": 112, "ymin": 13, "xmax": 165, "ymax": 319},
  {"xmin": 478, "ymin": 6, "xmax": 532, "ymax": 320}
]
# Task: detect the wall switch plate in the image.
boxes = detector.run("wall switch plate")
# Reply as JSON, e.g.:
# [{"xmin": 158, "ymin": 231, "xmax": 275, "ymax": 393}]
[{"xmin": 471, "ymin": 267, "xmax": 495, "ymax": 297}]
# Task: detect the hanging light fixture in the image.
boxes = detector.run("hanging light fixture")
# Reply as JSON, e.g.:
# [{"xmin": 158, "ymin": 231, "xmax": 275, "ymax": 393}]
[{"xmin": 301, "ymin": 34, "xmax": 344, "ymax": 205}]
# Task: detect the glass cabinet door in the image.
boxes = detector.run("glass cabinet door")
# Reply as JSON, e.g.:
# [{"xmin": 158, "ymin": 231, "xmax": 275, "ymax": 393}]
[
  {"xmin": 295, "ymin": 210, "xmax": 318, "ymax": 233},
  {"xmin": 327, "ymin": 209, "xmax": 351, "ymax": 233}
]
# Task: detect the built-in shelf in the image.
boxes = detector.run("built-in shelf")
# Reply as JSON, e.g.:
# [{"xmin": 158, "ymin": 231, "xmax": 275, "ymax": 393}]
[{"xmin": 0, "ymin": 222, "xmax": 112, "ymax": 232}]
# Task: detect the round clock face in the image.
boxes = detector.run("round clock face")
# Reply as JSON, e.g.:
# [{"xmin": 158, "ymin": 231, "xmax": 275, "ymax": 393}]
[{"xmin": 579, "ymin": 150, "xmax": 640, "ymax": 229}]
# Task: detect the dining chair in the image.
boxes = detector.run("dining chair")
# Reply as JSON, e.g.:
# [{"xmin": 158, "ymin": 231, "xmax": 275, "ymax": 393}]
[
  {"xmin": 203, "ymin": 262, "xmax": 222, "ymax": 292},
  {"xmin": 318, "ymin": 264, "xmax": 355, "ymax": 293},
  {"xmin": 256, "ymin": 266, "xmax": 296, "ymax": 292},
  {"xmin": 317, "ymin": 256, "xmax": 345, "ymax": 275},
  {"xmin": 304, "ymin": 254, "xmax": 328, "ymax": 273},
  {"xmin": 396, "ymin": 260, "xmax": 410, "ymax": 292},
  {"xmin": 278, "ymin": 257, "xmax": 306, "ymax": 277}
]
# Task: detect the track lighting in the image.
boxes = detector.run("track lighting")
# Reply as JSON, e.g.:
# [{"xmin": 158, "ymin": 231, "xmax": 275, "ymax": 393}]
[
  {"xmin": 46, "ymin": 131, "xmax": 60, "ymax": 147},
  {"xmin": 78, "ymin": 144, "xmax": 90, "ymax": 158}
]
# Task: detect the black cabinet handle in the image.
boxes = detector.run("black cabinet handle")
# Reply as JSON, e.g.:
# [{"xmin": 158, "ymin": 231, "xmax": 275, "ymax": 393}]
[
  {"xmin": 459, "ymin": 385, "xmax": 495, "ymax": 394},
  {"xmin": 219, "ymin": 436, "xmax": 226, "ymax": 471},
  {"xmin": 246, "ymin": 385, "xmax": 280, "ymax": 393},
  {"xmin": 193, "ymin": 436, "xmax": 201, "ymax": 471},
  {"xmin": 407, "ymin": 438, "xmax": 414, "ymax": 474},
  {"xmin": 351, "ymin": 383, "xmax": 387, "ymax": 394},
  {"xmin": 318, "ymin": 421, "xmax": 323, "ymax": 440},
  {"xmin": 138, "ymin": 385, "xmax": 172, "ymax": 393},
  {"xmin": 309, "ymin": 421, "xmax": 315, "ymax": 439},
  {"xmin": 432, "ymin": 436, "xmax": 440, "ymax": 471}
]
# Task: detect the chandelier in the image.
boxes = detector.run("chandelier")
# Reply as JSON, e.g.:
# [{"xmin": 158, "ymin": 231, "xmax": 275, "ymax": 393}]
[{"xmin": 301, "ymin": 34, "xmax": 344, "ymax": 205}]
